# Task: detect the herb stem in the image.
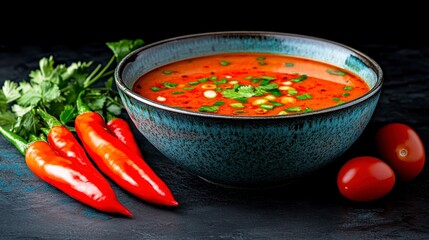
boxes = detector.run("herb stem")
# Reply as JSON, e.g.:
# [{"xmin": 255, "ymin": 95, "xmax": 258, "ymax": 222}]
[
  {"xmin": 85, "ymin": 64, "xmax": 102, "ymax": 84},
  {"xmin": 101, "ymin": 69, "xmax": 115, "ymax": 78},
  {"xmin": 84, "ymin": 56, "xmax": 115, "ymax": 88}
]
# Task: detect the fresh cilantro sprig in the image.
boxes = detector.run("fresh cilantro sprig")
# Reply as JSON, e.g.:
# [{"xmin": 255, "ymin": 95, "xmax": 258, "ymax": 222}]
[
  {"xmin": 222, "ymin": 83, "xmax": 280, "ymax": 100},
  {"xmin": 0, "ymin": 39, "xmax": 144, "ymax": 141}
]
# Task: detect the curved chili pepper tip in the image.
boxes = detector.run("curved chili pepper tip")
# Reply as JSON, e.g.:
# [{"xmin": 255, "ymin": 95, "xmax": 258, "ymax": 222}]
[
  {"xmin": 169, "ymin": 199, "xmax": 179, "ymax": 207},
  {"xmin": 75, "ymin": 112, "xmax": 179, "ymax": 207},
  {"xmin": 114, "ymin": 204, "xmax": 133, "ymax": 217}
]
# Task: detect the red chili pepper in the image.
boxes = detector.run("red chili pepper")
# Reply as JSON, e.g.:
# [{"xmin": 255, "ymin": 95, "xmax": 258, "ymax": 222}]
[
  {"xmin": 75, "ymin": 93, "xmax": 178, "ymax": 206},
  {"xmin": 0, "ymin": 126, "xmax": 132, "ymax": 217},
  {"xmin": 106, "ymin": 113, "xmax": 143, "ymax": 158},
  {"xmin": 38, "ymin": 109, "xmax": 99, "ymax": 172}
]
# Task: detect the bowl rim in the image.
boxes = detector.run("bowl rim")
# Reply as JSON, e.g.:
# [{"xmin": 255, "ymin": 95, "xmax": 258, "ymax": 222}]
[{"xmin": 115, "ymin": 31, "xmax": 383, "ymax": 120}]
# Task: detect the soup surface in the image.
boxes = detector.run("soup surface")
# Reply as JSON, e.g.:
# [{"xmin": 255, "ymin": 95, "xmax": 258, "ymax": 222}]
[{"xmin": 133, "ymin": 53, "xmax": 369, "ymax": 116}]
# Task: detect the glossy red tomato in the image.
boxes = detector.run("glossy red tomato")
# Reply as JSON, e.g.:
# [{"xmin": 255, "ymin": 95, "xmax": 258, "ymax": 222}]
[
  {"xmin": 375, "ymin": 123, "xmax": 426, "ymax": 181},
  {"xmin": 337, "ymin": 156, "xmax": 395, "ymax": 202}
]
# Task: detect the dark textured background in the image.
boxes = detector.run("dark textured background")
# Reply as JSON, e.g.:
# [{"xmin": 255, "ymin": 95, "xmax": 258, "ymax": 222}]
[{"xmin": 1, "ymin": 10, "xmax": 428, "ymax": 239}]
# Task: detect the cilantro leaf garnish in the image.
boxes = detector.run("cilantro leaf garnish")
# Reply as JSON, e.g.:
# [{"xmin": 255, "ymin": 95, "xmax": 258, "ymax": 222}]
[
  {"xmin": 222, "ymin": 83, "xmax": 280, "ymax": 100},
  {"xmin": 222, "ymin": 85, "xmax": 255, "ymax": 99}
]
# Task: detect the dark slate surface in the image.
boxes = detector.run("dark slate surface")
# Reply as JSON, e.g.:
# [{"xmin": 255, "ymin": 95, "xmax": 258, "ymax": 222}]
[{"xmin": 0, "ymin": 41, "xmax": 428, "ymax": 239}]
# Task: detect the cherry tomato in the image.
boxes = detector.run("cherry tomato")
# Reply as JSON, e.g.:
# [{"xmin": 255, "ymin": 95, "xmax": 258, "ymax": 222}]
[
  {"xmin": 375, "ymin": 123, "xmax": 426, "ymax": 181},
  {"xmin": 337, "ymin": 156, "xmax": 395, "ymax": 202}
]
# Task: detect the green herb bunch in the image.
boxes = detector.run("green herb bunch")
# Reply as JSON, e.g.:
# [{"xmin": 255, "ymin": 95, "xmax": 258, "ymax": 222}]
[{"xmin": 0, "ymin": 39, "xmax": 144, "ymax": 141}]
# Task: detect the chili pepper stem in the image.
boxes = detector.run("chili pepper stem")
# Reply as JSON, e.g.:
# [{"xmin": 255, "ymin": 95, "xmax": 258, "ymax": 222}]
[
  {"xmin": 77, "ymin": 91, "xmax": 92, "ymax": 114},
  {"xmin": 37, "ymin": 109, "xmax": 62, "ymax": 128},
  {"xmin": 106, "ymin": 112, "xmax": 116, "ymax": 122}
]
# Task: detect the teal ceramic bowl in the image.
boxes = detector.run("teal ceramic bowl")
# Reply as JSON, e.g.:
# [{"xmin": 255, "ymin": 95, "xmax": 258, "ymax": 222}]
[{"xmin": 115, "ymin": 32, "xmax": 383, "ymax": 188}]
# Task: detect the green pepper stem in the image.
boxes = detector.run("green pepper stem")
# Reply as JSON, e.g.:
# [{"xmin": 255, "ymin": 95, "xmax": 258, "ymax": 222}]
[
  {"xmin": 106, "ymin": 112, "xmax": 117, "ymax": 122},
  {"xmin": 37, "ymin": 109, "xmax": 62, "ymax": 128},
  {"xmin": 28, "ymin": 134, "xmax": 41, "ymax": 143},
  {"xmin": 0, "ymin": 126, "xmax": 28, "ymax": 156},
  {"xmin": 77, "ymin": 91, "xmax": 92, "ymax": 114},
  {"xmin": 40, "ymin": 127, "xmax": 50, "ymax": 136}
]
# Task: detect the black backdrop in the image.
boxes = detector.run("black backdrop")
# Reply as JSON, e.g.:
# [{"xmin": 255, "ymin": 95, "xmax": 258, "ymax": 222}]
[
  {"xmin": 1, "ymin": 5, "xmax": 429, "ymax": 239},
  {"xmin": 1, "ymin": 5, "xmax": 427, "ymax": 48}
]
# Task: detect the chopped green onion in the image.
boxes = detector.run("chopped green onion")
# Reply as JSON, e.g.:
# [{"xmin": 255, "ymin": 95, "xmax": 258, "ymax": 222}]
[
  {"xmin": 198, "ymin": 106, "xmax": 219, "ymax": 112},
  {"xmin": 214, "ymin": 79, "xmax": 227, "ymax": 85},
  {"xmin": 151, "ymin": 86, "xmax": 161, "ymax": 92},
  {"xmin": 162, "ymin": 70, "xmax": 173, "ymax": 75},
  {"xmin": 214, "ymin": 101, "xmax": 225, "ymax": 106},
  {"xmin": 288, "ymin": 89, "xmax": 298, "ymax": 95},
  {"xmin": 343, "ymin": 86, "xmax": 354, "ymax": 90},
  {"xmin": 271, "ymin": 101, "xmax": 283, "ymax": 107},
  {"xmin": 188, "ymin": 81, "xmax": 200, "ymax": 85},
  {"xmin": 260, "ymin": 104, "xmax": 274, "ymax": 110},
  {"xmin": 296, "ymin": 93, "xmax": 312, "ymax": 100},
  {"xmin": 260, "ymin": 79, "xmax": 272, "ymax": 86},
  {"xmin": 342, "ymin": 92, "xmax": 351, "ymax": 97},
  {"xmin": 219, "ymin": 60, "xmax": 230, "ymax": 66},
  {"xmin": 198, "ymin": 78, "xmax": 209, "ymax": 83},
  {"xmin": 171, "ymin": 91, "xmax": 184, "ymax": 95},
  {"xmin": 230, "ymin": 103, "xmax": 245, "ymax": 109},
  {"xmin": 210, "ymin": 76, "xmax": 218, "ymax": 81},
  {"xmin": 269, "ymin": 89, "xmax": 282, "ymax": 97},
  {"xmin": 256, "ymin": 57, "xmax": 266, "ymax": 60},
  {"xmin": 257, "ymin": 83, "xmax": 278, "ymax": 91},
  {"xmin": 291, "ymin": 75, "xmax": 308, "ymax": 83},
  {"xmin": 261, "ymin": 76, "xmax": 276, "ymax": 80},
  {"xmin": 183, "ymin": 87, "xmax": 194, "ymax": 90},
  {"xmin": 333, "ymin": 97, "xmax": 341, "ymax": 102},
  {"xmin": 285, "ymin": 63, "xmax": 294, "ymax": 67},
  {"xmin": 251, "ymin": 78, "xmax": 260, "ymax": 83},
  {"xmin": 215, "ymin": 87, "xmax": 222, "ymax": 91},
  {"xmin": 286, "ymin": 107, "xmax": 302, "ymax": 112},
  {"xmin": 260, "ymin": 76, "xmax": 276, "ymax": 86},
  {"xmin": 258, "ymin": 61, "xmax": 267, "ymax": 66},
  {"xmin": 235, "ymin": 97, "xmax": 248, "ymax": 103},
  {"xmin": 245, "ymin": 76, "xmax": 253, "ymax": 80},
  {"xmin": 327, "ymin": 69, "xmax": 347, "ymax": 76},
  {"xmin": 163, "ymin": 82, "xmax": 178, "ymax": 88},
  {"xmin": 336, "ymin": 101, "xmax": 345, "ymax": 105},
  {"xmin": 302, "ymin": 107, "xmax": 313, "ymax": 113}
]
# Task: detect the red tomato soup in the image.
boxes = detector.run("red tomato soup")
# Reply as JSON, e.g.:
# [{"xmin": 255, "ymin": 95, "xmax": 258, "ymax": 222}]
[{"xmin": 133, "ymin": 53, "xmax": 370, "ymax": 116}]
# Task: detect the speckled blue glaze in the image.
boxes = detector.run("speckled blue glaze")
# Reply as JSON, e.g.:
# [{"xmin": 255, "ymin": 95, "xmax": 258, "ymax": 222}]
[{"xmin": 115, "ymin": 32, "xmax": 383, "ymax": 187}]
